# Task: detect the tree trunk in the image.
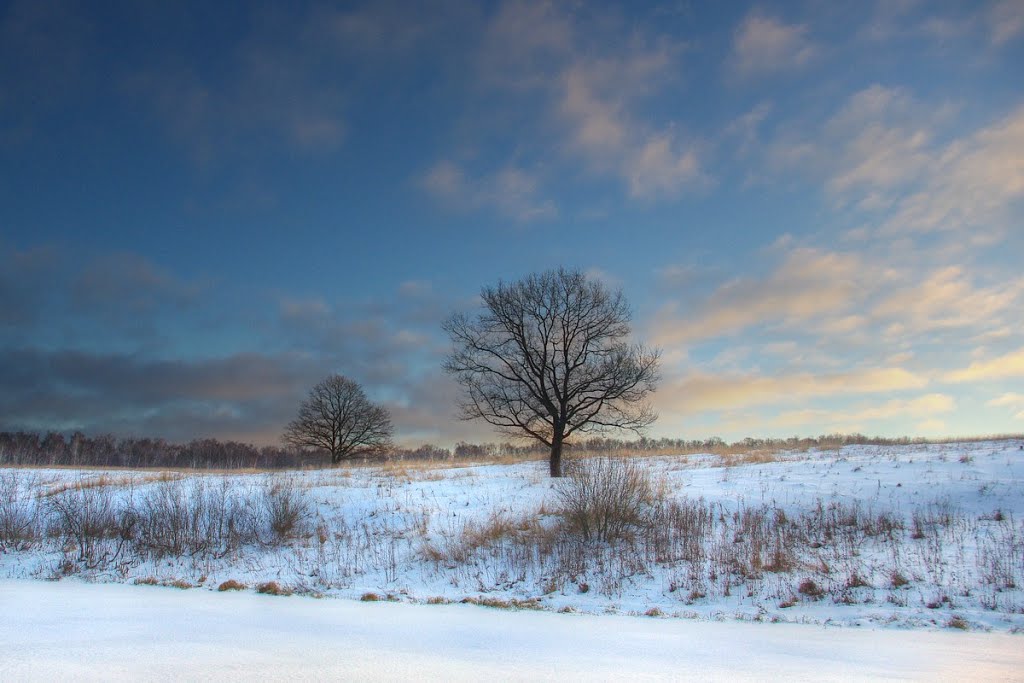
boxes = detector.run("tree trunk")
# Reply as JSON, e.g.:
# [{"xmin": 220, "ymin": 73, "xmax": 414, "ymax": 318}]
[{"xmin": 549, "ymin": 429, "xmax": 564, "ymax": 478}]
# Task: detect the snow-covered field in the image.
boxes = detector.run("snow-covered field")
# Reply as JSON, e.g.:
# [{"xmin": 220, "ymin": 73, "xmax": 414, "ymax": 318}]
[
  {"xmin": 1, "ymin": 440, "xmax": 1023, "ymax": 678},
  {"xmin": 2, "ymin": 578, "xmax": 1021, "ymax": 681}
]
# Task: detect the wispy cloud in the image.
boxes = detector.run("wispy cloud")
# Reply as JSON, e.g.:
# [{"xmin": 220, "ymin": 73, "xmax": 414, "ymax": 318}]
[
  {"xmin": 877, "ymin": 104, "xmax": 1024, "ymax": 240},
  {"xmin": 654, "ymin": 247, "xmax": 875, "ymax": 345},
  {"xmin": 873, "ymin": 266, "xmax": 1023, "ymax": 339},
  {"xmin": 754, "ymin": 85, "xmax": 1023, "ymax": 244},
  {"xmin": 730, "ymin": 11, "xmax": 817, "ymax": 78},
  {"xmin": 989, "ymin": 0, "xmax": 1024, "ymax": 46},
  {"xmin": 658, "ymin": 366, "xmax": 927, "ymax": 418},
  {"xmin": 987, "ymin": 392, "xmax": 1024, "ymax": 421},
  {"xmin": 420, "ymin": 160, "xmax": 557, "ymax": 221},
  {"xmin": 443, "ymin": 1, "xmax": 708, "ymax": 203},
  {"xmin": 776, "ymin": 393, "xmax": 955, "ymax": 431}
]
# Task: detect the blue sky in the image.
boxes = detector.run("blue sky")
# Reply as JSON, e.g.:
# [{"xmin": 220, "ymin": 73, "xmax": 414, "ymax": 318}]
[{"xmin": 2, "ymin": 0, "xmax": 1023, "ymax": 447}]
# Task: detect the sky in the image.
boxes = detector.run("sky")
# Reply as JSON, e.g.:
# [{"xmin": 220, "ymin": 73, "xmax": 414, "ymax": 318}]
[{"xmin": 1, "ymin": 0, "xmax": 1022, "ymax": 448}]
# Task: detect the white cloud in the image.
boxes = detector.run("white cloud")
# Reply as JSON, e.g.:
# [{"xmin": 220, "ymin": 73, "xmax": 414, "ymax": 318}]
[{"xmin": 730, "ymin": 11, "xmax": 817, "ymax": 78}]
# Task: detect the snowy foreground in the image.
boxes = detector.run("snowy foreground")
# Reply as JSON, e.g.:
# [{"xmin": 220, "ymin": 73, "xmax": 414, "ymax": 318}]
[
  {"xmin": 1, "ymin": 440, "xmax": 1023, "ymax": 678},
  {"xmin": 1, "ymin": 578, "xmax": 1021, "ymax": 681}
]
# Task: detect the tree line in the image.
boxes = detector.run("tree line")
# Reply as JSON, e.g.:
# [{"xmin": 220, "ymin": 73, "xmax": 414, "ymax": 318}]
[{"xmin": 2, "ymin": 429, "xmax": 1001, "ymax": 471}]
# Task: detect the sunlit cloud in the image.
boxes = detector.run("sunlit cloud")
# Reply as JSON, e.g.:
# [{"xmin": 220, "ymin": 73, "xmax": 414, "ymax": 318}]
[
  {"xmin": 946, "ymin": 347, "xmax": 1024, "ymax": 383},
  {"xmin": 775, "ymin": 394, "xmax": 955, "ymax": 430},
  {"xmin": 872, "ymin": 266, "xmax": 1024, "ymax": 338},
  {"xmin": 654, "ymin": 247, "xmax": 873, "ymax": 345},
  {"xmin": 658, "ymin": 366, "xmax": 928, "ymax": 415}
]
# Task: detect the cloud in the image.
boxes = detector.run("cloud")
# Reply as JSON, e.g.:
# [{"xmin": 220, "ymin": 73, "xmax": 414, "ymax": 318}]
[
  {"xmin": 730, "ymin": 11, "xmax": 817, "ymax": 78},
  {"xmin": 0, "ymin": 243, "xmax": 58, "ymax": 328},
  {"xmin": 775, "ymin": 393, "xmax": 955, "ymax": 430},
  {"xmin": 988, "ymin": 392, "xmax": 1024, "ymax": 421},
  {"xmin": 823, "ymin": 85, "xmax": 937, "ymax": 196},
  {"xmin": 0, "ymin": 348, "xmax": 322, "ymax": 442},
  {"xmin": 420, "ymin": 160, "xmax": 557, "ymax": 221},
  {"xmin": 946, "ymin": 347, "xmax": 1024, "ymax": 383},
  {"xmin": 748, "ymin": 83, "xmax": 1023, "ymax": 247},
  {"xmin": 451, "ymin": 1, "xmax": 706, "ymax": 202},
  {"xmin": 555, "ymin": 43, "xmax": 707, "ymax": 198},
  {"xmin": 872, "ymin": 266, "xmax": 1023, "ymax": 338},
  {"xmin": 654, "ymin": 247, "xmax": 871, "ymax": 345},
  {"xmin": 869, "ymin": 104, "xmax": 1024, "ymax": 241},
  {"xmin": 71, "ymin": 252, "xmax": 204, "ymax": 318},
  {"xmin": 988, "ymin": 0, "xmax": 1024, "ymax": 46},
  {"xmin": 624, "ymin": 133, "xmax": 704, "ymax": 199},
  {"xmin": 658, "ymin": 366, "xmax": 928, "ymax": 415}
]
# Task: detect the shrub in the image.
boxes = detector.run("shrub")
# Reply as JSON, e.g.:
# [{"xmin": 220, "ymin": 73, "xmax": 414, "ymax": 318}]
[
  {"xmin": 133, "ymin": 478, "xmax": 257, "ymax": 558},
  {"xmin": 555, "ymin": 457, "xmax": 655, "ymax": 541},
  {"xmin": 0, "ymin": 471, "xmax": 38, "ymax": 550},
  {"xmin": 44, "ymin": 480, "xmax": 131, "ymax": 568},
  {"xmin": 262, "ymin": 477, "xmax": 310, "ymax": 543}
]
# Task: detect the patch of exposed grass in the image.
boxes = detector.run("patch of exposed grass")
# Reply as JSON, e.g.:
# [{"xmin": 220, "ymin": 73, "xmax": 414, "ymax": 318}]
[
  {"xmin": 255, "ymin": 581, "xmax": 292, "ymax": 596},
  {"xmin": 217, "ymin": 579, "xmax": 247, "ymax": 592}
]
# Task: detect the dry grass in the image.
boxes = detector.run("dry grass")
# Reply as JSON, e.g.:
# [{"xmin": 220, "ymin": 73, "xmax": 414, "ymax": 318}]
[
  {"xmin": 947, "ymin": 616, "xmax": 969, "ymax": 630},
  {"xmin": 255, "ymin": 581, "xmax": 292, "ymax": 596},
  {"xmin": 217, "ymin": 579, "xmax": 247, "ymax": 591},
  {"xmin": 709, "ymin": 451, "xmax": 786, "ymax": 468},
  {"xmin": 460, "ymin": 596, "xmax": 543, "ymax": 610}
]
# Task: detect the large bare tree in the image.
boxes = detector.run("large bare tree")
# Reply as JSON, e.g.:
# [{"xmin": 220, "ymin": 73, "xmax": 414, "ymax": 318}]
[
  {"xmin": 443, "ymin": 268, "xmax": 659, "ymax": 477},
  {"xmin": 283, "ymin": 375, "xmax": 393, "ymax": 464}
]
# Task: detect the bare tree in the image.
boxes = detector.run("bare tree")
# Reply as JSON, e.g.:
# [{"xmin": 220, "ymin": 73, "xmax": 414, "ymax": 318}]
[
  {"xmin": 443, "ymin": 268, "xmax": 659, "ymax": 477},
  {"xmin": 283, "ymin": 375, "xmax": 393, "ymax": 464}
]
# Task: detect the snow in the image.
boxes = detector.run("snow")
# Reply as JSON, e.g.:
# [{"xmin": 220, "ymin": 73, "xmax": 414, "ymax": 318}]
[
  {"xmin": 2, "ymin": 440, "xmax": 1024, "ymax": 678},
  {"xmin": 1, "ymin": 578, "xmax": 1020, "ymax": 681}
]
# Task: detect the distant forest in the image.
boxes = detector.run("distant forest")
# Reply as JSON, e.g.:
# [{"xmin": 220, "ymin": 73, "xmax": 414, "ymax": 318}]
[{"xmin": 1, "ymin": 430, "xmax": 1020, "ymax": 470}]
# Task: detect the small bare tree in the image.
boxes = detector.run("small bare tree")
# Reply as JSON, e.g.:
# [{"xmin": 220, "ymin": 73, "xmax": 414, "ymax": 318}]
[
  {"xmin": 443, "ymin": 268, "xmax": 659, "ymax": 477},
  {"xmin": 283, "ymin": 375, "xmax": 393, "ymax": 464}
]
